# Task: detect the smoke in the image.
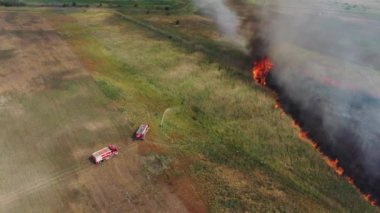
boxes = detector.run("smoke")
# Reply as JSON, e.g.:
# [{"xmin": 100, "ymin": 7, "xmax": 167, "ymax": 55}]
[
  {"xmin": 191, "ymin": 0, "xmax": 241, "ymax": 40},
  {"xmin": 262, "ymin": 0, "xmax": 380, "ymax": 202},
  {"xmin": 192, "ymin": 0, "xmax": 380, "ymax": 203}
]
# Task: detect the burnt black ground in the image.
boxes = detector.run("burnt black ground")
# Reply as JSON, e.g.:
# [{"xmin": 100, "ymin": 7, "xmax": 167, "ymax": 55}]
[{"xmin": 267, "ymin": 71, "xmax": 380, "ymax": 205}]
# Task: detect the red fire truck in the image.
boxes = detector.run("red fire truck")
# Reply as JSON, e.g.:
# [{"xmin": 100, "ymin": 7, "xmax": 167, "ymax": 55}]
[
  {"xmin": 91, "ymin": 145, "xmax": 118, "ymax": 164},
  {"xmin": 135, "ymin": 124, "xmax": 149, "ymax": 140}
]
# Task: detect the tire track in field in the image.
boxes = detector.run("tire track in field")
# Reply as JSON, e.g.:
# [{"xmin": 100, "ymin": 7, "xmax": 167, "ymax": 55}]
[
  {"xmin": 0, "ymin": 161, "xmax": 91, "ymax": 208},
  {"xmin": 0, "ymin": 142, "xmax": 140, "ymax": 209}
]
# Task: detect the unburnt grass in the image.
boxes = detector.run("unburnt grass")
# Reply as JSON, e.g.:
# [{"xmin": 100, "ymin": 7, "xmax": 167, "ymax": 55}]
[
  {"xmin": 0, "ymin": 9, "xmax": 195, "ymax": 213},
  {"xmin": 47, "ymin": 8, "xmax": 377, "ymax": 212}
]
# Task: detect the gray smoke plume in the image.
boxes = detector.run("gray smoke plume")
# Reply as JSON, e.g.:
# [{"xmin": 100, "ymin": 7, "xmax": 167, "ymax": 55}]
[
  {"xmin": 192, "ymin": 0, "xmax": 241, "ymax": 40},
  {"xmin": 261, "ymin": 0, "xmax": 380, "ymax": 200},
  {"xmin": 192, "ymin": 0, "xmax": 380, "ymax": 201},
  {"xmin": 267, "ymin": 0, "xmax": 380, "ymax": 164}
]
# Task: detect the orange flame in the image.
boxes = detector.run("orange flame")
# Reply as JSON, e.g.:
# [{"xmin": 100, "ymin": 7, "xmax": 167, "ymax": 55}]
[
  {"xmin": 251, "ymin": 58, "xmax": 378, "ymax": 207},
  {"xmin": 327, "ymin": 159, "xmax": 344, "ymax": 176},
  {"xmin": 290, "ymin": 102, "xmax": 380, "ymax": 206},
  {"xmin": 293, "ymin": 122, "xmax": 345, "ymax": 176},
  {"xmin": 252, "ymin": 57, "xmax": 274, "ymax": 86},
  {"xmin": 347, "ymin": 177, "xmax": 354, "ymax": 184},
  {"xmin": 365, "ymin": 194, "xmax": 377, "ymax": 206}
]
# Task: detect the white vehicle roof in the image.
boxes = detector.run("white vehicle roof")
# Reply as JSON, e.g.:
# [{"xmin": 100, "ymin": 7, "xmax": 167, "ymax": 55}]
[
  {"xmin": 137, "ymin": 124, "xmax": 149, "ymax": 134},
  {"xmin": 92, "ymin": 147, "xmax": 111, "ymax": 159}
]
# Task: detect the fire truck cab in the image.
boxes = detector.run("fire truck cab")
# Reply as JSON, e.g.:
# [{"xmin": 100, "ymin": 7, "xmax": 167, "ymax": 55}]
[
  {"xmin": 91, "ymin": 145, "xmax": 118, "ymax": 164},
  {"xmin": 135, "ymin": 124, "xmax": 149, "ymax": 140}
]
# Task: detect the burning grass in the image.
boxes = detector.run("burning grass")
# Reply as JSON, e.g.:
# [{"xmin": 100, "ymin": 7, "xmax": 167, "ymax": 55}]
[
  {"xmin": 252, "ymin": 57, "xmax": 379, "ymax": 207},
  {"xmin": 252, "ymin": 57, "xmax": 273, "ymax": 86},
  {"xmin": 47, "ymin": 9, "xmax": 378, "ymax": 212}
]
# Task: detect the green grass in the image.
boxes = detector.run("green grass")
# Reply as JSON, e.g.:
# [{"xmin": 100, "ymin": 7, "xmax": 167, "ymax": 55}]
[
  {"xmin": 48, "ymin": 9, "xmax": 377, "ymax": 212},
  {"xmin": 95, "ymin": 79, "xmax": 123, "ymax": 100}
]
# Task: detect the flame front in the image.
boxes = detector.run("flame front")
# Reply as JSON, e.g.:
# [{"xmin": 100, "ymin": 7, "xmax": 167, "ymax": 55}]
[
  {"xmin": 294, "ymin": 122, "xmax": 346, "ymax": 176},
  {"xmin": 327, "ymin": 159, "xmax": 344, "ymax": 176},
  {"xmin": 365, "ymin": 194, "xmax": 377, "ymax": 206},
  {"xmin": 253, "ymin": 58, "xmax": 346, "ymax": 178},
  {"xmin": 251, "ymin": 57, "xmax": 378, "ymax": 206},
  {"xmin": 252, "ymin": 57, "xmax": 274, "ymax": 86}
]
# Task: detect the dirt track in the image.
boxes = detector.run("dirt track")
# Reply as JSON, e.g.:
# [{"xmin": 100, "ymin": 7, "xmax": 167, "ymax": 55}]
[{"xmin": 0, "ymin": 10, "xmax": 202, "ymax": 212}]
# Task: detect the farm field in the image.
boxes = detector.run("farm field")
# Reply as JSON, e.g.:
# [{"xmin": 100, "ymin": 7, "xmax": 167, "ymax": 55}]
[
  {"xmin": 0, "ymin": 3, "xmax": 378, "ymax": 213},
  {"xmin": 0, "ymin": 10, "xmax": 202, "ymax": 212}
]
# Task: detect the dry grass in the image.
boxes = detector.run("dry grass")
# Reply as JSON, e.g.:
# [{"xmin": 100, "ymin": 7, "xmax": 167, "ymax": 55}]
[
  {"xmin": 46, "ymin": 9, "xmax": 376, "ymax": 212},
  {"xmin": 0, "ymin": 10, "xmax": 197, "ymax": 213},
  {"xmin": 0, "ymin": 6, "xmax": 377, "ymax": 212}
]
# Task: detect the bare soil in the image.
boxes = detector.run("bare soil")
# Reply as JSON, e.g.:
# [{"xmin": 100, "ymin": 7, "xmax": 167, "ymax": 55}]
[{"xmin": 0, "ymin": 10, "xmax": 203, "ymax": 213}]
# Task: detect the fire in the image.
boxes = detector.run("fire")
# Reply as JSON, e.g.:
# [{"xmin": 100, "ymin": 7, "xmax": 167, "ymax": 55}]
[
  {"xmin": 294, "ymin": 122, "xmax": 345, "ymax": 176},
  {"xmin": 365, "ymin": 194, "xmax": 377, "ymax": 206},
  {"xmin": 275, "ymin": 102, "xmax": 285, "ymax": 116},
  {"xmin": 253, "ymin": 58, "xmax": 346, "ymax": 177},
  {"xmin": 327, "ymin": 159, "xmax": 344, "ymax": 176},
  {"xmin": 252, "ymin": 57, "xmax": 274, "ymax": 86},
  {"xmin": 299, "ymin": 131, "xmax": 309, "ymax": 140},
  {"xmin": 292, "ymin": 106, "xmax": 380, "ymax": 206},
  {"xmin": 251, "ymin": 58, "xmax": 378, "ymax": 207},
  {"xmin": 347, "ymin": 177, "xmax": 354, "ymax": 184}
]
